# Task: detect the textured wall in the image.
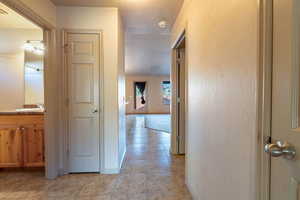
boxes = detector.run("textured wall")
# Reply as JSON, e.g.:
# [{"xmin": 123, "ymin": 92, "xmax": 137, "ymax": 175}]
[{"xmin": 172, "ymin": 0, "xmax": 259, "ymax": 199}]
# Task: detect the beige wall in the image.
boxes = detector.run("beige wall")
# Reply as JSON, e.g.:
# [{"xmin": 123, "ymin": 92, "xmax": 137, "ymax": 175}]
[
  {"xmin": 172, "ymin": 0, "xmax": 258, "ymax": 199},
  {"xmin": 126, "ymin": 75, "xmax": 170, "ymax": 114},
  {"xmin": 56, "ymin": 6, "xmax": 125, "ymax": 173}
]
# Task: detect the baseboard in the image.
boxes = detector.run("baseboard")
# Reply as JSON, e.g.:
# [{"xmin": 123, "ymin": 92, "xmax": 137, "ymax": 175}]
[
  {"xmin": 101, "ymin": 168, "xmax": 120, "ymax": 174},
  {"xmin": 126, "ymin": 112, "xmax": 170, "ymax": 115},
  {"xmin": 58, "ymin": 168, "xmax": 66, "ymax": 176},
  {"xmin": 186, "ymin": 178, "xmax": 198, "ymax": 199},
  {"xmin": 119, "ymin": 148, "xmax": 127, "ymax": 169}
]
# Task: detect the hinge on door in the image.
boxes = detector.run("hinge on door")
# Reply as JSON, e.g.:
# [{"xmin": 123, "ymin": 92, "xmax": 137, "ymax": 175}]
[
  {"xmin": 63, "ymin": 43, "xmax": 69, "ymax": 54},
  {"xmin": 264, "ymin": 136, "xmax": 272, "ymax": 145},
  {"xmin": 177, "ymin": 98, "xmax": 181, "ymax": 103}
]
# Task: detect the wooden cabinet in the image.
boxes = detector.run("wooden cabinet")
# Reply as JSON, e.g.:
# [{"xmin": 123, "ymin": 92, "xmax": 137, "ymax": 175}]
[
  {"xmin": 0, "ymin": 114, "xmax": 44, "ymax": 168},
  {"xmin": 23, "ymin": 124, "xmax": 45, "ymax": 167},
  {"xmin": 0, "ymin": 126, "xmax": 23, "ymax": 167}
]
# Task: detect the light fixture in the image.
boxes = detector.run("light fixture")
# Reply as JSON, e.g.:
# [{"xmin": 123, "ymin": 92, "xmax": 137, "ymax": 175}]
[
  {"xmin": 25, "ymin": 64, "xmax": 43, "ymax": 72},
  {"xmin": 0, "ymin": 9, "xmax": 8, "ymax": 15},
  {"xmin": 158, "ymin": 20, "xmax": 168, "ymax": 29},
  {"xmin": 23, "ymin": 40, "xmax": 45, "ymax": 55}
]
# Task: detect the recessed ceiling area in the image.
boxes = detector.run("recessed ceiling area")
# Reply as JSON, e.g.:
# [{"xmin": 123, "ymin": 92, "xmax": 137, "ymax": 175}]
[{"xmin": 50, "ymin": 0, "xmax": 184, "ymax": 75}]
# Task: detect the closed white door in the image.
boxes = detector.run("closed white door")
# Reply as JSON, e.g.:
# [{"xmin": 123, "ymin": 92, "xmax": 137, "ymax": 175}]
[
  {"xmin": 67, "ymin": 32, "xmax": 100, "ymax": 173},
  {"xmin": 267, "ymin": 0, "xmax": 300, "ymax": 199}
]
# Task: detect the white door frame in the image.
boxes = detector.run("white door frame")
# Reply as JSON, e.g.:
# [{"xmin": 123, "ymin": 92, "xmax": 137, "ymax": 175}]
[
  {"xmin": 0, "ymin": 1, "xmax": 59, "ymax": 179},
  {"xmin": 62, "ymin": 29, "xmax": 104, "ymax": 174},
  {"xmin": 171, "ymin": 31, "xmax": 188, "ymax": 155},
  {"xmin": 257, "ymin": 0, "xmax": 273, "ymax": 199},
  {"xmin": 258, "ymin": 0, "xmax": 300, "ymax": 199}
]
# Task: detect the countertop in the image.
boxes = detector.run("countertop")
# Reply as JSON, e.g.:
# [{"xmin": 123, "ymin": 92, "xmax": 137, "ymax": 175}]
[{"xmin": 0, "ymin": 109, "xmax": 44, "ymax": 115}]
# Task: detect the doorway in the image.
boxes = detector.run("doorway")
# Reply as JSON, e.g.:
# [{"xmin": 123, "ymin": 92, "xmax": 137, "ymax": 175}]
[
  {"xmin": 63, "ymin": 30, "xmax": 103, "ymax": 173},
  {"xmin": 0, "ymin": 1, "xmax": 58, "ymax": 179},
  {"xmin": 171, "ymin": 33, "xmax": 186, "ymax": 155}
]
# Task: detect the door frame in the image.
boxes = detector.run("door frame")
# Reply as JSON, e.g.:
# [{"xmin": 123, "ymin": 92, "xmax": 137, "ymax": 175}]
[
  {"xmin": 257, "ymin": 0, "xmax": 273, "ymax": 199},
  {"xmin": 171, "ymin": 30, "xmax": 188, "ymax": 154},
  {"xmin": 0, "ymin": 1, "xmax": 58, "ymax": 179},
  {"xmin": 258, "ymin": 0, "xmax": 300, "ymax": 199},
  {"xmin": 62, "ymin": 29, "xmax": 104, "ymax": 174}
]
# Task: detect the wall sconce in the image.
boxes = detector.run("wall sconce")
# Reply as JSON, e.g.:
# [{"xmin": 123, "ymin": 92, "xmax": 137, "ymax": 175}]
[{"xmin": 24, "ymin": 40, "xmax": 45, "ymax": 55}]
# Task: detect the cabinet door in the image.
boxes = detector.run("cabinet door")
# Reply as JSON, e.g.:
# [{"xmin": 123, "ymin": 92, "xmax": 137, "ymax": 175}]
[
  {"xmin": 23, "ymin": 125, "xmax": 45, "ymax": 167},
  {"xmin": 0, "ymin": 127, "xmax": 23, "ymax": 167}
]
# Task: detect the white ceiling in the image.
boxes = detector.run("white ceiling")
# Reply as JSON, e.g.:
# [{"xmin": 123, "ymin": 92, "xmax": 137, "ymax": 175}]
[
  {"xmin": 50, "ymin": 0, "xmax": 183, "ymax": 75},
  {"xmin": 0, "ymin": 3, "xmax": 43, "ymax": 54},
  {"xmin": 0, "ymin": 3, "xmax": 40, "ymax": 29}
]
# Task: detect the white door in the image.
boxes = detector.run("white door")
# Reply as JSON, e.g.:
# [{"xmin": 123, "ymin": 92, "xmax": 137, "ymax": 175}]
[
  {"xmin": 67, "ymin": 32, "xmax": 100, "ymax": 173},
  {"xmin": 267, "ymin": 0, "xmax": 300, "ymax": 199}
]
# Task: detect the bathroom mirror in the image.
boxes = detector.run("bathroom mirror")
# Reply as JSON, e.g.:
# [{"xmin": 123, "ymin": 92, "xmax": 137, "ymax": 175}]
[{"xmin": 24, "ymin": 44, "xmax": 44, "ymax": 105}]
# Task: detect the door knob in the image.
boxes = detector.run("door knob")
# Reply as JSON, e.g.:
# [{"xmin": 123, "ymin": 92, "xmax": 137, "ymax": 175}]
[
  {"xmin": 92, "ymin": 109, "xmax": 98, "ymax": 113},
  {"xmin": 264, "ymin": 141, "xmax": 296, "ymax": 160}
]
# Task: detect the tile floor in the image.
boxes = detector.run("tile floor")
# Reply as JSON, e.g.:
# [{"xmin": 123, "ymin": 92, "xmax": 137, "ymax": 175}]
[
  {"xmin": 144, "ymin": 114, "xmax": 171, "ymax": 133},
  {"xmin": 0, "ymin": 115, "xmax": 191, "ymax": 200}
]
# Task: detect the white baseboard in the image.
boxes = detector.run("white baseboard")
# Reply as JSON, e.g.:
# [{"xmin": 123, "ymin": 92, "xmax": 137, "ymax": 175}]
[
  {"xmin": 58, "ymin": 168, "xmax": 66, "ymax": 176},
  {"xmin": 186, "ymin": 179, "xmax": 198, "ymax": 200},
  {"xmin": 119, "ymin": 148, "xmax": 127, "ymax": 169},
  {"xmin": 101, "ymin": 168, "xmax": 120, "ymax": 174}
]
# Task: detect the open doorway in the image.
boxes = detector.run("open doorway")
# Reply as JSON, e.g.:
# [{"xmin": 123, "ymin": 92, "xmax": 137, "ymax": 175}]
[
  {"xmin": 171, "ymin": 33, "xmax": 186, "ymax": 154},
  {"xmin": 0, "ymin": 2, "xmax": 56, "ymax": 179}
]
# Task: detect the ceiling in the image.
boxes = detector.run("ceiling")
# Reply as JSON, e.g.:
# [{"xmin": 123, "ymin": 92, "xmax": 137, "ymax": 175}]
[
  {"xmin": 0, "ymin": 3, "xmax": 43, "ymax": 54},
  {"xmin": 0, "ymin": 3, "xmax": 40, "ymax": 29},
  {"xmin": 50, "ymin": 0, "xmax": 184, "ymax": 75}
]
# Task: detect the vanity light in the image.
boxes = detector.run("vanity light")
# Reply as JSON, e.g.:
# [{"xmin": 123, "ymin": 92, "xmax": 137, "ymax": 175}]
[
  {"xmin": 25, "ymin": 64, "xmax": 43, "ymax": 72},
  {"xmin": 23, "ymin": 41, "xmax": 35, "ymax": 52},
  {"xmin": 0, "ymin": 8, "xmax": 8, "ymax": 15},
  {"xmin": 34, "ymin": 48, "xmax": 44, "ymax": 56},
  {"xmin": 23, "ymin": 40, "xmax": 45, "ymax": 55}
]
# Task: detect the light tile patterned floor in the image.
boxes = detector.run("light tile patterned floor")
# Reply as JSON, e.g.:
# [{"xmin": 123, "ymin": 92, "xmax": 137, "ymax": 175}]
[
  {"xmin": 0, "ymin": 115, "xmax": 191, "ymax": 200},
  {"xmin": 144, "ymin": 114, "xmax": 171, "ymax": 133}
]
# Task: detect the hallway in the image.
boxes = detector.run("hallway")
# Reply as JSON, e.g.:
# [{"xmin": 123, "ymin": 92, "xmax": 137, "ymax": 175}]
[{"xmin": 0, "ymin": 115, "xmax": 191, "ymax": 200}]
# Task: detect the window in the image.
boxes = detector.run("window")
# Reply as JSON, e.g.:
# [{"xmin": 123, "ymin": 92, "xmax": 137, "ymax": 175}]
[
  {"xmin": 161, "ymin": 81, "xmax": 171, "ymax": 105},
  {"xmin": 134, "ymin": 82, "xmax": 147, "ymax": 110}
]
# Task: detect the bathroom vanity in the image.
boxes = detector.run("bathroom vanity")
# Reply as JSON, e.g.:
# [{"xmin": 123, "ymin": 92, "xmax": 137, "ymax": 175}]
[{"xmin": 0, "ymin": 111, "xmax": 44, "ymax": 168}]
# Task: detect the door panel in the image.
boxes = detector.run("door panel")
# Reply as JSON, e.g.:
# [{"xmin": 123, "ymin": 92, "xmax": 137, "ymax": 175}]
[
  {"xmin": 74, "ymin": 64, "xmax": 94, "ymax": 103},
  {"xmin": 68, "ymin": 33, "xmax": 100, "ymax": 173},
  {"xmin": 23, "ymin": 125, "xmax": 45, "ymax": 167},
  {"xmin": 73, "ymin": 118, "xmax": 94, "ymax": 156},
  {"xmin": 270, "ymin": 0, "xmax": 300, "ymax": 199}
]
